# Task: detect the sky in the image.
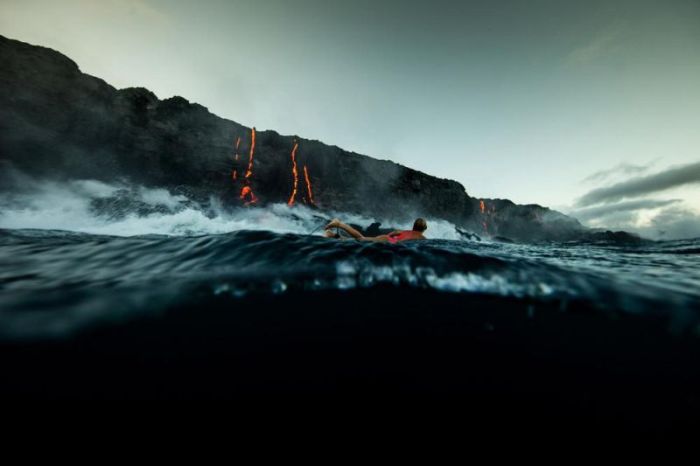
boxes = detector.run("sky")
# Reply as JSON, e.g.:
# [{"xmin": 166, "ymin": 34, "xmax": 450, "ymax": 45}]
[{"xmin": 1, "ymin": 0, "xmax": 699, "ymax": 238}]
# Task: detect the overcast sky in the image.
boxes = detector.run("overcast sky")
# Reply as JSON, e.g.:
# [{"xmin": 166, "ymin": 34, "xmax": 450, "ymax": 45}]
[{"xmin": 1, "ymin": 0, "xmax": 699, "ymax": 237}]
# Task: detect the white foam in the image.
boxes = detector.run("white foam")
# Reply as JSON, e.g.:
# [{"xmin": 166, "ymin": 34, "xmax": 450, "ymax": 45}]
[
  {"xmin": 137, "ymin": 187, "xmax": 188, "ymax": 208},
  {"xmin": 0, "ymin": 178, "xmax": 468, "ymax": 239},
  {"xmin": 334, "ymin": 261, "xmax": 558, "ymax": 297}
]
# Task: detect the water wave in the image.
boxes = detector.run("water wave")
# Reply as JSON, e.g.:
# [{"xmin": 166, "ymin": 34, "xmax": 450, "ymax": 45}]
[{"xmin": 0, "ymin": 226, "xmax": 698, "ymax": 339}]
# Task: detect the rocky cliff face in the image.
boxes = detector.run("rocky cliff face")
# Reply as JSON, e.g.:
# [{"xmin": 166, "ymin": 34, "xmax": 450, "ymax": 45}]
[{"xmin": 0, "ymin": 34, "xmax": 590, "ymax": 242}]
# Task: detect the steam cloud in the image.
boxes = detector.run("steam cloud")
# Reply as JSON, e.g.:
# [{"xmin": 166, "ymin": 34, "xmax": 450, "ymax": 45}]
[{"xmin": 0, "ymin": 174, "xmax": 464, "ymax": 240}]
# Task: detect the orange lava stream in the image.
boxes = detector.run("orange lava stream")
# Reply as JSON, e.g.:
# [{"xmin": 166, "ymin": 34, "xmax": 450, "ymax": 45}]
[
  {"xmin": 239, "ymin": 128, "xmax": 257, "ymax": 204},
  {"xmin": 245, "ymin": 128, "xmax": 256, "ymax": 179},
  {"xmin": 480, "ymin": 199, "xmax": 489, "ymax": 233},
  {"xmin": 231, "ymin": 136, "xmax": 239, "ymax": 180},
  {"xmin": 303, "ymin": 165, "xmax": 315, "ymax": 205},
  {"xmin": 287, "ymin": 141, "xmax": 299, "ymax": 206}
]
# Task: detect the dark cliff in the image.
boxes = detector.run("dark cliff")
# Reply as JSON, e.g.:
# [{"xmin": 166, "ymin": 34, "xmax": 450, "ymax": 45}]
[{"xmin": 0, "ymin": 34, "xmax": 588, "ymax": 242}]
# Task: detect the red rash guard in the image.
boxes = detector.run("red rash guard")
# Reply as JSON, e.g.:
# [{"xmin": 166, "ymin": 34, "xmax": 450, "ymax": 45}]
[{"xmin": 387, "ymin": 230, "xmax": 419, "ymax": 244}]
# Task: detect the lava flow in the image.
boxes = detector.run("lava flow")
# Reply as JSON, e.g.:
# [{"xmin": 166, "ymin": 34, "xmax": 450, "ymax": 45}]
[
  {"xmin": 239, "ymin": 128, "xmax": 257, "ymax": 205},
  {"xmin": 287, "ymin": 141, "xmax": 299, "ymax": 206},
  {"xmin": 245, "ymin": 128, "xmax": 256, "ymax": 179},
  {"xmin": 231, "ymin": 136, "xmax": 241, "ymax": 180},
  {"xmin": 480, "ymin": 199, "xmax": 489, "ymax": 234},
  {"xmin": 287, "ymin": 141, "xmax": 316, "ymax": 206},
  {"xmin": 240, "ymin": 186, "xmax": 257, "ymax": 204},
  {"xmin": 303, "ymin": 165, "xmax": 315, "ymax": 205}
]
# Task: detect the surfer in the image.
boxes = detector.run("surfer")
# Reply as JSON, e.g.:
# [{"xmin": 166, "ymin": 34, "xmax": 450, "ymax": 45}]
[{"xmin": 324, "ymin": 218, "xmax": 427, "ymax": 243}]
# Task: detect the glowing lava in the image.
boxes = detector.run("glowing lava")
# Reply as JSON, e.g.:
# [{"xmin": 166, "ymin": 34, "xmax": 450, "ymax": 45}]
[
  {"xmin": 240, "ymin": 186, "xmax": 257, "ymax": 205},
  {"xmin": 287, "ymin": 141, "xmax": 299, "ymax": 206},
  {"xmin": 245, "ymin": 128, "xmax": 256, "ymax": 179},
  {"xmin": 480, "ymin": 199, "xmax": 489, "ymax": 234},
  {"xmin": 237, "ymin": 128, "xmax": 258, "ymax": 205},
  {"xmin": 303, "ymin": 165, "xmax": 315, "ymax": 205},
  {"xmin": 231, "ymin": 136, "xmax": 242, "ymax": 180}
]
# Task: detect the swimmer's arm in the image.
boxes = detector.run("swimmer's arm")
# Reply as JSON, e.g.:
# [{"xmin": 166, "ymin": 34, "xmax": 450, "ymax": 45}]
[
  {"xmin": 326, "ymin": 219, "xmax": 364, "ymax": 240},
  {"xmin": 360, "ymin": 235, "xmax": 390, "ymax": 242}
]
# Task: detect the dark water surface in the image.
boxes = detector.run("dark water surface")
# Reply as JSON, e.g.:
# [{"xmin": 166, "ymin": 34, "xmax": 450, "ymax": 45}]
[
  {"xmin": 1, "ymin": 228, "xmax": 699, "ymax": 429},
  {"xmin": 1, "ymin": 228, "xmax": 698, "ymax": 338}
]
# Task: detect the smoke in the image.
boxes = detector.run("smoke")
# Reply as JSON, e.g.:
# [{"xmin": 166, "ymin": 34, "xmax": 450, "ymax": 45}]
[
  {"xmin": 576, "ymin": 161, "xmax": 700, "ymax": 206},
  {"xmin": 0, "ymin": 178, "xmax": 325, "ymax": 236},
  {"xmin": 0, "ymin": 176, "xmax": 465, "ymax": 240}
]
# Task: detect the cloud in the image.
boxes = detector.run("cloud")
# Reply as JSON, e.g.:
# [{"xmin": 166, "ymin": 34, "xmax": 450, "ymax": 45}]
[
  {"xmin": 80, "ymin": 0, "xmax": 170, "ymax": 24},
  {"xmin": 637, "ymin": 207, "xmax": 700, "ymax": 240},
  {"xmin": 571, "ymin": 198, "xmax": 681, "ymax": 222},
  {"xmin": 566, "ymin": 22, "xmax": 625, "ymax": 66},
  {"xmin": 581, "ymin": 161, "xmax": 656, "ymax": 184},
  {"xmin": 576, "ymin": 160, "xmax": 700, "ymax": 207},
  {"xmin": 578, "ymin": 205, "xmax": 700, "ymax": 240}
]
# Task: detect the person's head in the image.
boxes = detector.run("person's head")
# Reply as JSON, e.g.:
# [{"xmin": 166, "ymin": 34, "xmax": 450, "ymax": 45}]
[{"xmin": 412, "ymin": 218, "xmax": 427, "ymax": 232}]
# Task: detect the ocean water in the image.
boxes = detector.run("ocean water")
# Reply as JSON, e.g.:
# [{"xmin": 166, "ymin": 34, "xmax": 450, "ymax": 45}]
[
  {"xmin": 1, "ymin": 179, "xmax": 699, "ymax": 420},
  {"xmin": 1, "ymin": 227, "xmax": 699, "ymax": 340},
  {"xmin": 0, "ymin": 179, "xmax": 698, "ymax": 338}
]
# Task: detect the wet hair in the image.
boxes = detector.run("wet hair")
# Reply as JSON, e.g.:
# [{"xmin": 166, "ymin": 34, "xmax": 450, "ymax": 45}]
[{"xmin": 412, "ymin": 218, "xmax": 427, "ymax": 232}]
